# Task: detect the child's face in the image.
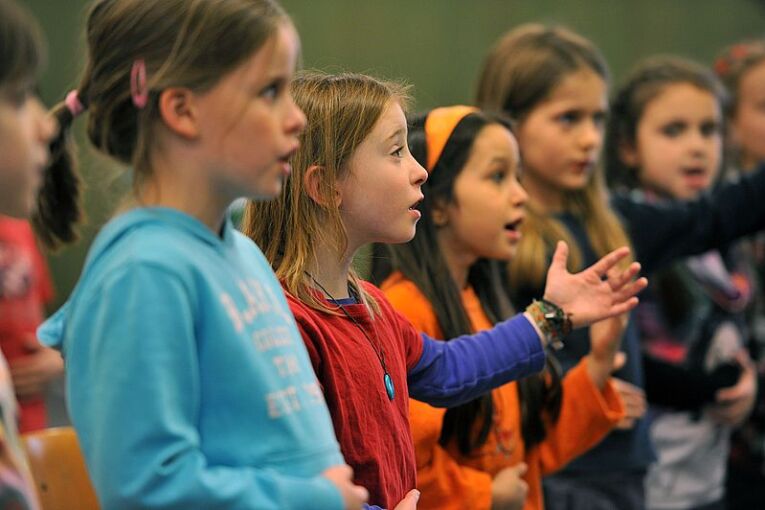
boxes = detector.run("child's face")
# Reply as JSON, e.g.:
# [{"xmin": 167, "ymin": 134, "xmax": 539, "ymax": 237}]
[
  {"xmin": 336, "ymin": 100, "xmax": 427, "ymax": 249},
  {"xmin": 731, "ymin": 60, "xmax": 765, "ymax": 170},
  {"xmin": 0, "ymin": 83, "xmax": 55, "ymax": 218},
  {"xmin": 624, "ymin": 83, "xmax": 722, "ymax": 200},
  {"xmin": 515, "ymin": 68, "xmax": 607, "ymax": 209},
  {"xmin": 435, "ymin": 123, "xmax": 526, "ymax": 263},
  {"xmin": 193, "ymin": 23, "xmax": 305, "ymax": 202}
]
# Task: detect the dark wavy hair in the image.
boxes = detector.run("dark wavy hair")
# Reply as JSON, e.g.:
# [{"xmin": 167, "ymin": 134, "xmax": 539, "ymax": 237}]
[{"xmin": 372, "ymin": 110, "xmax": 562, "ymax": 452}]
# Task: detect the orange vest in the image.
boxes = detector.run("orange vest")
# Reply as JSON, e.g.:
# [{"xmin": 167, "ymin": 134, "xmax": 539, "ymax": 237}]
[{"xmin": 381, "ymin": 272, "xmax": 624, "ymax": 510}]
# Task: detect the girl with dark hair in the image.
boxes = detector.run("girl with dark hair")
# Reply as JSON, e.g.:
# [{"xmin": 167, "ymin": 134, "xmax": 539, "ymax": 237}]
[
  {"xmin": 608, "ymin": 55, "xmax": 756, "ymax": 510},
  {"xmin": 374, "ymin": 106, "xmax": 628, "ymax": 510},
  {"xmin": 0, "ymin": 0, "xmax": 55, "ymax": 507}
]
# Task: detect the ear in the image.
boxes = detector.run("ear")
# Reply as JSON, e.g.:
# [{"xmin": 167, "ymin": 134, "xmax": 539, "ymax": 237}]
[
  {"xmin": 618, "ymin": 139, "xmax": 640, "ymax": 168},
  {"xmin": 431, "ymin": 198, "xmax": 449, "ymax": 227},
  {"xmin": 157, "ymin": 87, "xmax": 198, "ymax": 140},
  {"xmin": 303, "ymin": 165, "xmax": 342, "ymax": 207}
]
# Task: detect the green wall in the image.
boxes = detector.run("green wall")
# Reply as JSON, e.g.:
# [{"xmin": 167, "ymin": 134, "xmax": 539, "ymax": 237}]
[{"xmin": 23, "ymin": 0, "xmax": 765, "ymax": 308}]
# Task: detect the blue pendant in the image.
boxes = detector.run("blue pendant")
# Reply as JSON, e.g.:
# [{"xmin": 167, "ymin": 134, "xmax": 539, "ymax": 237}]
[{"xmin": 384, "ymin": 373, "xmax": 395, "ymax": 401}]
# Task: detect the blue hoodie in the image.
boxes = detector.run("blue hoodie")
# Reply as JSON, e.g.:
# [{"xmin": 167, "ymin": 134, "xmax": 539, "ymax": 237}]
[{"xmin": 39, "ymin": 208, "xmax": 345, "ymax": 510}]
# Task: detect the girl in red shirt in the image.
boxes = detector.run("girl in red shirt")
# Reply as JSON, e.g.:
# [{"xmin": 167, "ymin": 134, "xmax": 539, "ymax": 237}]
[{"xmin": 243, "ymin": 71, "xmax": 646, "ymax": 509}]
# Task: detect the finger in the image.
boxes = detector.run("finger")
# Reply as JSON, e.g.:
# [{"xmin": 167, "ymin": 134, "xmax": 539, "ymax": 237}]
[
  {"xmin": 616, "ymin": 418, "xmax": 636, "ymax": 429},
  {"xmin": 512, "ymin": 462, "xmax": 528, "ymax": 476},
  {"xmin": 549, "ymin": 241, "xmax": 569, "ymax": 275},
  {"xmin": 611, "ymin": 352, "xmax": 627, "ymax": 372},
  {"xmin": 588, "ymin": 246, "xmax": 630, "ymax": 278},
  {"xmin": 607, "ymin": 262, "xmax": 642, "ymax": 292},
  {"xmin": 613, "ymin": 277, "xmax": 648, "ymax": 303},
  {"xmin": 395, "ymin": 489, "xmax": 420, "ymax": 510},
  {"xmin": 716, "ymin": 385, "xmax": 748, "ymax": 402},
  {"xmin": 607, "ymin": 297, "xmax": 640, "ymax": 317},
  {"xmin": 353, "ymin": 485, "xmax": 369, "ymax": 506}
]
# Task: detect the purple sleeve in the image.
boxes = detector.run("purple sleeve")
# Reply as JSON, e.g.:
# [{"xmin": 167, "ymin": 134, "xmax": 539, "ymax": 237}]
[{"xmin": 407, "ymin": 314, "xmax": 545, "ymax": 407}]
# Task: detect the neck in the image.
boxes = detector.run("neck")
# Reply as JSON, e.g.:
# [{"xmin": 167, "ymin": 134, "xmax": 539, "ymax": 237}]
[
  {"xmin": 139, "ymin": 144, "xmax": 232, "ymax": 234},
  {"xmin": 521, "ymin": 171, "xmax": 565, "ymax": 213},
  {"xmin": 436, "ymin": 228, "xmax": 477, "ymax": 289},
  {"xmin": 307, "ymin": 240, "xmax": 357, "ymax": 299}
]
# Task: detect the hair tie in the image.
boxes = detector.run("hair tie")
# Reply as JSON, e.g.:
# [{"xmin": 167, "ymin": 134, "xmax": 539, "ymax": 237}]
[
  {"xmin": 130, "ymin": 59, "xmax": 148, "ymax": 109},
  {"xmin": 424, "ymin": 105, "xmax": 478, "ymax": 173},
  {"xmin": 65, "ymin": 90, "xmax": 85, "ymax": 118}
]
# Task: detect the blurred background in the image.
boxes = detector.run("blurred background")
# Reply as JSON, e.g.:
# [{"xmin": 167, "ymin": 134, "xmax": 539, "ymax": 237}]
[{"xmin": 23, "ymin": 0, "xmax": 765, "ymax": 311}]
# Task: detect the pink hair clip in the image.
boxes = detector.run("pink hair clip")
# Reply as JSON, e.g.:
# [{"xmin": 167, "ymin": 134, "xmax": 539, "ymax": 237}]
[
  {"xmin": 130, "ymin": 59, "xmax": 148, "ymax": 109},
  {"xmin": 730, "ymin": 44, "xmax": 750, "ymax": 60},
  {"xmin": 65, "ymin": 90, "xmax": 85, "ymax": 117}
]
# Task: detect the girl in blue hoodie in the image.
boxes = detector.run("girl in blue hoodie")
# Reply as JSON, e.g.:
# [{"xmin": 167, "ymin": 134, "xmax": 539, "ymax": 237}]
[{"xmin": 35, "ymin": 1, "xmax": 370, "ymax": 508}]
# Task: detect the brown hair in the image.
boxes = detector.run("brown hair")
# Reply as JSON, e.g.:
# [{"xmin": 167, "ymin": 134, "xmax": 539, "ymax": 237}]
[
  {"xmin": 714, "ymin": 39, "xmax": 765, "ymax": 116},
  {"xmin": 0, "ymin": 0, "xmax": 45, "ymax": 89},
  {"xmin": 606, "ymin": 56, "xmax": 727, "ymax": 191},
  {"xmin": 41, "ymin": 0, "xmax": 290, "ymax": 247},
  {"xmin": 476, "ymin": 24, "xmax": 631, "ymax": 290},
  {"xmin": 242, "ymin": 71, "xmax": 411, "ymax": 314}
]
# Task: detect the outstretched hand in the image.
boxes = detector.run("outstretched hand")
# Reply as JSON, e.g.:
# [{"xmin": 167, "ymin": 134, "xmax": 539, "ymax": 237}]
[{"xmin": 543, "ymin": 241, "xmax": 647, "ymax": 329}]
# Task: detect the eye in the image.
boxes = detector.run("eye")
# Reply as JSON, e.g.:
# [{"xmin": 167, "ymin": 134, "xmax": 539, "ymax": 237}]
[
  {"xmin": 661, "ymin": 121, "xmax": 685, "ymax": 137},
  {"xmin": 391, "ymin": 146, "xmax": 404, "ymax": 158},
  {"xmin": 700, "ymin": 120, "xmax": 721, "ymax": 137},
  {"xmin": 556, "ymin": 110, "xmax": 580, "ymax": 126},
  {"xmin": 490, "ymin": 168, "xmax": 507, "ymax": 183},
  {"xmin": 6, "ymin": 84, "xmax": 33, "ymax": 108},
  {"xmin": 259, "ymin": 80, "xmax": 284, "ymax": 101},
  {"xmin": 593, "ymin": 111, "xmax": 607, "ymax": 129}
]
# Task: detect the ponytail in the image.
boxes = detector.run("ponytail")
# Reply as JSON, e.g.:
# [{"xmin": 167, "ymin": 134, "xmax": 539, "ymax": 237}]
[{"xmin": 33, "ymin": 94, "xmax": 85, "ymax": 248}]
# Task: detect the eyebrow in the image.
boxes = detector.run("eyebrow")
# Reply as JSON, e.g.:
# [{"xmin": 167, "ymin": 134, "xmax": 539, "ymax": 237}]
[{"xmin": 385, "ymin": 127, "xmax": 406, "ymax": 142}]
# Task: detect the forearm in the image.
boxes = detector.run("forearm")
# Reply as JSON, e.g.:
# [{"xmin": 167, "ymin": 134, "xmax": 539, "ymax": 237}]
[{"xmin": 407, "ymin": 314, "xmax": 545, "ymax": 407}]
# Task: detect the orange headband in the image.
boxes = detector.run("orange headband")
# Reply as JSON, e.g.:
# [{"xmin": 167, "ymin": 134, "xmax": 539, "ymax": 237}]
[{"xmin": 424, "ymin": 105, "xmax": 479, "ymax": 173}]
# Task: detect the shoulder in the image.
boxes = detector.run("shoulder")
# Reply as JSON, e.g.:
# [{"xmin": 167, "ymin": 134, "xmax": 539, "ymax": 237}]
[{"xmin": 377, "ymin": 273, "xmax": 434, "ymax": 319}]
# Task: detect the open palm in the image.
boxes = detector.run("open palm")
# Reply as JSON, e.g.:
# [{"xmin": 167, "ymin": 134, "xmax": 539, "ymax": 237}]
[{"xmin": 542, "ymin": 241, "xmax": 647, "ymax": 329}]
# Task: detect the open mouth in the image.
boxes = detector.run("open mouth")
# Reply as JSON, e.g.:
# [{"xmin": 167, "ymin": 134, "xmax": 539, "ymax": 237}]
[
  {"xmin": 408, "ymin": 196, "xmax": 424, "ymax": 211},
  {"xmin": 682, "ymin": 167, "xmax": 707, "ymax": 177},
  {"xmin": 504, "ymin": 217, "xmax": 524, "ymax": 232}
]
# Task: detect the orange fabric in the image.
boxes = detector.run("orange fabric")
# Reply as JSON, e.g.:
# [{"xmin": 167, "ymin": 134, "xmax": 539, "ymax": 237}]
[
  {"xmin": 381, "ymin": 272, "xmax": 625, "ymax": 510},
  {"xmin": 424, "ymin": 106, "xmax": 478, "ymax": 172}
]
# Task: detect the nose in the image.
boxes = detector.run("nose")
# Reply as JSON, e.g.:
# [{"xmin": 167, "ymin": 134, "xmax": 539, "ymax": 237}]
[
  {"xmin": 285, "ymin": 94, "xmax": 307, "ymax": 136},
  {"xmin": 578, "ymin": 118, "xmax": 603, "ymax": 152},
  {"xmin": 410, "ymin": 154, "xmax": 428, "ymax": 186},
  {"xmin": 510, "ymin": 177, "xmax": 528, "ymax": 207}
]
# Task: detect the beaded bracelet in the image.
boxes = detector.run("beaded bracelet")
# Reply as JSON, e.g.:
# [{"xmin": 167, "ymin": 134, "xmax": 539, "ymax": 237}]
[{"xmin": 525, "ymin": 299, "xmax": 572, "ymax": 350}]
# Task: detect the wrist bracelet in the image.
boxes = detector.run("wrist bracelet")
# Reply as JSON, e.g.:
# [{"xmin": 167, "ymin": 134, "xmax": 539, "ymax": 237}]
[{"xmin": 525, "ymin": 299, "xmax": 572, "ymax": 350}]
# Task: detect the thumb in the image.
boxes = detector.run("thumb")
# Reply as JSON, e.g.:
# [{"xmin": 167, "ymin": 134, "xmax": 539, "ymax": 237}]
[
  {"xmin": 512, "ymin": 462, "xmax": 528, "ymax": 476},
  {"xmin": 549, "ymin": 241, "xmax": 569, "ymax": 275},
  {"xmin": 611, "ymin": 352, "xmax": 627, "ymax": 373},
  {"xmin": 394, "ymin": 489, "xmax": 421, "ymax": 510},
  {"xmin": 352, "ymin": 485, "xmax": 370, "ymax": 504}
]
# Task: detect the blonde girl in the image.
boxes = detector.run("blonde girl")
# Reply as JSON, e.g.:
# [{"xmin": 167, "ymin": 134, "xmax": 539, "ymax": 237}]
[
  {"xmin": 244, "ymin": 71, "xmax": 645, "ymax": 509},
  {"xmin": 36, "ymin": 1, "xmax": 369, "ymax": 508},
  {"xmin": 476, "ymin": 24, "xmax": 765, "ymax": 510},
  {"xmin": 375, "ymin": 105, "xmax": 627, "ymax": 510}
]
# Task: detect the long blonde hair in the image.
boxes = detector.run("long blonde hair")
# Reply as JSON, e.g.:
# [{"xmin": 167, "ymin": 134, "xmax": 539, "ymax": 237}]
[
  {"xmin": 242, "ymin": 71, "xmax": 411, "ymax": 314},
  {"xmin": 476, "ymin": 24, "xmax": 632, "ymax": 289}
]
